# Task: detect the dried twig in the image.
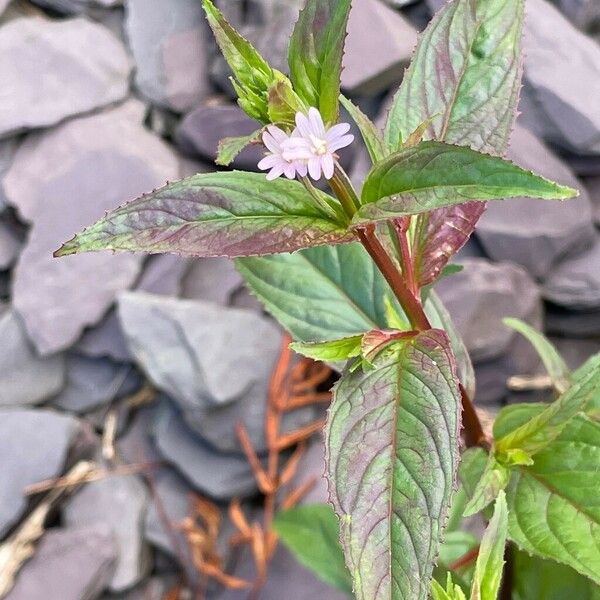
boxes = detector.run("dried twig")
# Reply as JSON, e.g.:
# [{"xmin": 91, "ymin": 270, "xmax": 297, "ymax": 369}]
[{"xmin": 0, "ymin": 461, "xmax": 95, "ymax": 598}]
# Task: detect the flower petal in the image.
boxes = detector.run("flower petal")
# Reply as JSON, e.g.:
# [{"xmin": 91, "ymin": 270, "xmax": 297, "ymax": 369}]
[
  {"xmin": 295, "ymin": 161, "xmax": 308, "ymax": 177},
  {"xmin": 326, "ymin": 122, "xmax": 351, "ymax": 141},
  {"xmin": 328, "ymin": 133, "xmax": 354, "ymax": 152},
  {"xmin": 308, "ymin": 107, "xmax": 326, "ymax": 137},
  {"xmin": 322, "ymin": 154, "xmax": 335, "ymax": 179},
  {"xmin": 308, "ymin": 156, "xmax": 322, "ymax": 180},
  {"xmin": 257, "ymin": 155, "xmax": 280, "ymax": 170},
  {"xmin": 295, "ymin": 112, "xmax": 313, "ymax": 138},
  {"xmin": 266, "ymin": 165, "xmax": 285, "ymax": 181}
]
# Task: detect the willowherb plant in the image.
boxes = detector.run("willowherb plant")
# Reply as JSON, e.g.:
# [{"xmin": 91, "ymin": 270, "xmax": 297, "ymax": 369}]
[{"xmin": 55, "ymin": 0, "xmax": 600, "ymax": 598}]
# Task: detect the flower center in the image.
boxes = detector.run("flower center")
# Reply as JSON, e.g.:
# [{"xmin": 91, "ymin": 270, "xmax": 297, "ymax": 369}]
[{"xmin": 309, "ymin": 134, "xmax": 328, "ymax": 156}]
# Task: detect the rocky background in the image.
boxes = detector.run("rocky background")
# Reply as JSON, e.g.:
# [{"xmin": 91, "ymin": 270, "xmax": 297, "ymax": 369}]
[{"xmin": 0, "ymin": 0, "xmax": 599, "ymax": 598}]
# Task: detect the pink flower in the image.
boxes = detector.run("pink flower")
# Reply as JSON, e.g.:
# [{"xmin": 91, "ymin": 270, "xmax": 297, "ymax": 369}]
[
  {"xmin": 257, "ymin": 125, "xmax": 308, "ymax": 181},
  {"xmin": 284, "ymin": 107, "xmax": 354, "ymax": 180}
]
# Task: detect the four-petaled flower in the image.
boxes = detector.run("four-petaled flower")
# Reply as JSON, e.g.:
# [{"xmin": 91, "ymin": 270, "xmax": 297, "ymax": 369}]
[{"xmin": 257, "ymin": 108, "xmax": 354, "ymax": 182}]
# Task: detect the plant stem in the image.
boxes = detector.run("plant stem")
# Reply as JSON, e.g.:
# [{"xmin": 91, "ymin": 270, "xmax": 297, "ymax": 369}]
[
  {"xmin": 357, "ymin": 224, "xmax": 431, "ymax": 331},
  {"xmin": 327, "ymin": 164, "xmax": 488, "ymax": 449},
  {"xmin": 460, "ymin": 383, "xmax": 491, "ymax": 449},
  {"xmin": 393, "ymin": 218, "xmax": 418, "ymax": 297}
]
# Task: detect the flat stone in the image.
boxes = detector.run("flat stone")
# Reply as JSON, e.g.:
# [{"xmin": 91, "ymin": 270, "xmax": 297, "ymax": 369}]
[
  {"xmin": 0, "ymin": 138, "xmax": 18, "ymax": 211},
  {"xmin": 5, "ymin": 525, "xmax": 117, "ymax": 600},
  {"xmin": 582, "ymin": 176, "xmax": 600, "ymax": 226},
  {"xmin": 0, "ymin": 310, "xmax": 65, "ymax": 407},
  {"xmin": 0, "ymin": 409, "xmax": 81, "ymax": 536},
  {"xmin": 175, "ymin": 104, "xmax": 264, "ymax": 170},
  {"xmin": 342, "ymin": 0, "xmax": 418, "ymax": 95},
  {"xmin": 181, "ymin": 257, "xmax": 243, "ymax": 305},
  {"xmin": 5, "ymin": 101, "xmax": 180, "ymax": 355},
  {"xmin": 30, "ymin": 0, "xmax": 122, "ymax": 13},
  {"xmin": 0, "ymin": 217, "xmax": 21, "ymax": 269},
  {"xmin": 551, "ymin": 336, "xmax": 600, "ymax": 370},
  {"xmin": 435, "ymin": 258, "xmax": 543, "ymax": 363},
  {"xmin": 64, "ymin": 473, "xmax": 150, "ymax": 592},
  {"xmin": 50, "ymin": 353, "xmax": 132, "ymax": 414},
  {"xmin": 477, "ymin": 125, "xmax": 595, "ymax": 280},
  {"xmin": 543, "ymin": 236, "xmax": 600, "ymax": 309},
  {"xmin": 153, "ymin": 400, "xmax": 257, "ymax": 500},
  {"xmin": 518, "ymin": 0, "xmax": 600, "ymax": 154},
  {"xmin": 100, "ymin": 576, "xmax": 178, "ymax": 600},
  {"xmin": 118, "ymin": 292, "xmax": 285, "ymax": 452},
  {"xmin": 0, "ymin": 17, "xmax": 131, "ymax": 139},
  {"xmin": 76, "ymin": 255, "xmax": 189, "ymax": 362},
  {"xmin": 217, "ymin": 545, "xmax": 349, "ymax": 600},
  {"xmin": 545, "ymin": 305, "xmax": 600, "ymax": 337},
  {"xmin": 126, "ymin": 0, "xmax": 210, "ymax": 112}
]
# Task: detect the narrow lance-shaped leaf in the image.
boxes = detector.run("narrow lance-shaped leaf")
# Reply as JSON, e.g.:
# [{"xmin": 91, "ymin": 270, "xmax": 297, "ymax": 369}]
[
  {"xmin": 288, "ymin": 0, "xmax": 352, "ymax": 124},
  {"xmin": 340, "ymin": 95, "xmax": 387, "ymax": 162},
  {"xmin": 354, "ymin": 141, "xmax": 576, "ymax": 224},
  {"xmin": 55, "ymin": 172, "xmax": 354, "ymax": 259},
  {"xmin": 326, "ymin": 329, "xmax": 461, "ymax": 600},
  {"xmin": 384, "ymin": 0, "xmax": 525, "ymax": 286},
  {"xmin": 273, "ymin": 504, "xmax": 353, "ymax": 596},
  {"xmin": 290, "ymin": 335, "xmax": 363, "ymax": 362},
  {"xmin": 495, "ymin": 365, "xmax": 600, "ymax": 457},
  {"xmin": 470, "ymin": 492, "xmax": 508, "ymax": 600},
  {"xmin": 503, "ymin": 317, "xmax": 571, "ymax": 394}
]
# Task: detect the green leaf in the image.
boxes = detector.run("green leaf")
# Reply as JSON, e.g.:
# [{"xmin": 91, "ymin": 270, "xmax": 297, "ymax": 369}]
[
  {"xmin": 340, "ymin": 95, "xmax": 386, "ymax": 162},
  {"xmin": 503, "ymin": 317, "xmax": 571, "ymax": 393},
  {"xmin": 462, "ymin": 454, "xmax": 509, "ymax": 518},
  {"xmin": 236, "ymin": 245, "xmax": 476, "ymax": 397},
  {"xmin": 384, "ymin": 0, "xmax": 526, "ymax": 287},
  {"xmin": 288, "ymin": 0, "xmax": 352, "ymax": 124},
  {"xmin": 236, "ymin": 243, "xmax": 405, "ymax": 342},
  {"xmin": 202, "ymin": 0, "xmax": 273, "ymax": 122},
  {"xmin": 573, "ymin": 352, "xmax": 600, "ymax": 415},
  {"xmin": 432, "ymin": 574, "xmax": 468, "ymax": 600},
  {"xmin": 495, "ymin": 365, "xmax": 600, "ymax": 456},
  {"xmin": 290, "ymin": 335, "xmax": 362, "ymax": 362},
  {"xmin": 503, "ymin": 411, "xmax": 600, "ymax": 585},
  {"xmin": 273, "ymin": 504, "xmax": 353, "ymax": 596},
  {"xmin": 470, "ymin": 492, "xmax": 508, "ymax": 600},
  {"xmin": 513, "ymin": 550, "xmax": 600, "ymax": 600},
  {"xmin": 215, "ymin": 129, "xmax": 262, "ymax": 166},
  {"xmin": 55, "ymin": 172, "xmax": 353, "ymax": 259},
  {"xmin": 326, "ymin": 329, "xmax": 461, "ymax": 600},
  {"xmin": 355, "ymin": 141, "xmax": 577, "ymax": 224}
]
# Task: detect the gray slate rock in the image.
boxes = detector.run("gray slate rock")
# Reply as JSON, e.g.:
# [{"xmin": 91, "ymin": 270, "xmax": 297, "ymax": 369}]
[
  {"xmin": 175, "ymin": 104, "xmax": 264, "ymax": 170},
  {"xmin": 546, "ymin": 306, "xmax": 600, "ymax": 338},
  {"xmin": 519, "ymin": 0, "xmax": 600, "ymax": 154},
  {"xmin": 30, "ymin": 0, "xmax": 121, "ymax": 13},
  {"xmin": 181, "ymin": 257, "xmax": 243, "ymax": 305},
  {"xmin": 0, "ymin": 409, "xmax": 81, "ymax": 536},
  {"xmin": 217, "ymin": 545, "xmax": 348, "ymax": 600},
  {"xmin": 435, "ymin": 258, "xmax": 543, "ymax": 363},
  {"xmin": 100, "ymin": 577, "xmax": 177, "ymax": 600},
  {"xmin": 0, "ymin": 138, "xmax": 18, "ymax": 211},
  {"xmin": 0, "ymin": 310, "xmax": 65, "ymax": 407},
  {"xmin": 0, "ymin": 17, "xmax": 131, "ymax": 139},
  {"xmin": 153, "ymin": 400, "xmax": 257, "ymax": 499},
  {"xmin": 5, "ymin": 101, "xmax": 180, "ymax": 355},
  {"xmin": 583, "ymin": 176, "xmax": 600, "ymax": 226},
  {"xmin": 477, "ymin": 125, "xmax": 594, "ymax": 280},
  {"xmin": 0, "ymin": 0, "xmax": 9, "ymax": 16},
  {"xmin": 76, "ymin": 254, "xmax": 190, "ymax": 362},
  {"xmin": 5, "ymin": 525, "xmax": 117, "ymax": 600},
  {"xmin": 64, "ymin": 473, "xmax": 150, "ymax": 592},
  {"xmin": 342, "ymin": 0, "xmax": 418, "ymax": 95},
  {"xmin": 118, "ymin": 292, "xmax": 284, "ymax": 452},
  {"xmin": 126, "ymin": 0, "xmax": 210, "ymax": 112},
  {"xmin": 0, "ymin": 217, "xmax": 21, "ymax": 269},
  {"xmin": 51, "ymin": 354, "xmax": 131, "ymax": 414},
  {"xmin": 551, "ymin": 336, "xmax": 600, "ymax": 371},
  {"xmin": 543, "ymin": 236, "xmax": 600, "ymax": 309}
]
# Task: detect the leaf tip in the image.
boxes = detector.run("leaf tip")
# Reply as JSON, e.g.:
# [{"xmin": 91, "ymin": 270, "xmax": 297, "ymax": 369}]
[{"xmin": 53, "ymin": 239, "xmax": 78, "ymax": 258}]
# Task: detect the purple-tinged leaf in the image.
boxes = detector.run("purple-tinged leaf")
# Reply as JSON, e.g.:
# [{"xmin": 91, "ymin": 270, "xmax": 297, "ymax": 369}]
[
  {"xmin": 55, "ymin": 171, "xmax": 353, "ymax": 259},
  {"xmin": 288, "ymin": 0, "xmax": 352, "ymax": 125},
  {"xmin": 326, "ymin": 329, "xmax": 461, "ymax": 600},
  {"xmin": 384, "ymin": 0, "xmax": 525, "ymax": 286}
]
